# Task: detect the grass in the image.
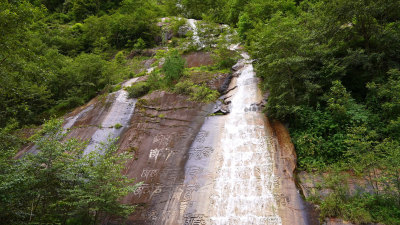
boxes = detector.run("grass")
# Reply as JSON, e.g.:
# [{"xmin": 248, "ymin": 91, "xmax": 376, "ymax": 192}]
[{"xmin": 114, "ymin": 123, "xmax": 123, "ymax": 129}]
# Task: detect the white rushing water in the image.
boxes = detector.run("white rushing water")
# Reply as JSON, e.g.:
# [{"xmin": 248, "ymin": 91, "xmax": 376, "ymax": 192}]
[
  {"xmin": 170, "ymin": 19, "xmax": 282, "ymax": 225},
  {"xmin": 176, "ymin": 52, "xmax": 282, "ymax": 225},
  {"xmin": 83, "ymin": 77, "xmax": 139, "ymax": 155},
  {"xmin": 208, "ymin": 54, "xmax": 281, "ymax": 225},
  {"xmin": 187, "ymin": 19, "xmax": 204, "ymax": 48}
]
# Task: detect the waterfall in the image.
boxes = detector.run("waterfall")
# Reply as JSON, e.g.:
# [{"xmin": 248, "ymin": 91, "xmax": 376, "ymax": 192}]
[
  {"xmin": 187, "ymin": 19, "xmax": 204, "ymax": 48},
  {"xmin": 83, "ymin": 77, "xmax": 139, "ymax": 155},
  {"xmin": 209, "ymin": 53, "xmax": 281, "ymax": 224},
  {"xmin": 168, "ymin": 51, "xmax": 282, "ymax": 225}
]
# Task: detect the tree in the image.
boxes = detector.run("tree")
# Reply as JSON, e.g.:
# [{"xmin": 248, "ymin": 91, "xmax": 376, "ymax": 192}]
[
  {"xmin": 0, "ymin": 119, "xmax": 139, "ymax": 224},
  {"xmin": 252, "ymin": 13, "xmax": 312, "ymax": 120},
  {"xmin": 237, "ymin": 12, "xmax": 252, "ymax": 42},
  {"xmin": 71, "ymin": 0, "xmax": 101, "ymax": 21},
  {"xmin": 368, "ymin": 69, "xmax": 400, "ymax": 120},
  {"xmin": 324, "ymin": 80, "xmax": 351, "ymax": 120}
]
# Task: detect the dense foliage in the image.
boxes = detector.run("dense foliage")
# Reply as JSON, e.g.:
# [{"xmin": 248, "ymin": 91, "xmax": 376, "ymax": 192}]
[
  {"xmin": 0, "ymin": 119, "xmax": 138, "ymax": 224},
  {"xmin": 0, "ymin": 0, "xmax": 161, "ymax": 129}
]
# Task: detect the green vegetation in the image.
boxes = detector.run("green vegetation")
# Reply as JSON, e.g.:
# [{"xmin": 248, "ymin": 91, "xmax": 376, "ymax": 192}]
[
  {"xmin": 111, "ymin": 84, "xmax": 122, "ymax": 93},
  {"xmin": 162, "ymin": 49, "xmax": 186, "ymax": 85},
  {"xmin": 0, "ymin": 0, "xmax": 162, "ymax": 128},
  {"xmin": 174, "ymin": 80, "xmax": 219, "ymax": 103},
  {"xmin": 249, "ymin": 1, "xmax": 400, "ymax": 223},
  {"xmin": 114, "ymin": 123, "xmax": 123, "ymax": 129},
  {"xmin": 0, "ymin": 119, "xmax": 138, "ymax": 224},
  {"xmin": 125, "ymin": 47, "xmax": 222, "ymax": 103},
  {"xmin": 126, "ymin": 82, "xmax": 150, "ymax": 98}
]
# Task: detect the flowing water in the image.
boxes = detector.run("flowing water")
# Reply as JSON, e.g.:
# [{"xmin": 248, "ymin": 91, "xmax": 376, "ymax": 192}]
[
  {"xmin": 152, "ymin": 20, "xmax": 283, "ymax": 225},
  {"xmin": 208, "ymin": 54, "xmax": 281, "ymax": 224},
  {"xmin": 160, "ymin": 51, "xmax": 282, "ymax": 224},
  {"xmin": 83, "ymin": 77, "xmax": 139, "ymax": 155},
  {"xmin": 187, "ymin": 19, "xmax": 204, "ymax": 48}
]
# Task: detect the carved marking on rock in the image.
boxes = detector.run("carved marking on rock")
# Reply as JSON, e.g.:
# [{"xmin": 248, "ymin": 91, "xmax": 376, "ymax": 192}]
[
  {"xmin": 187, "ymin": 166, "xmax": 204, "ymax": 179},
  {"xmin": 264, "ymin": 216, "xmax": 281, "ymax": 224},
  {"xmin": 141, "ymin": 169, "xmax": 158, "ymax": 180},
  {"xmin": 133, "ymin": 183, "xmax": 163, "ymax": 198},
  {"xmin": 152, "ymin": 134, "xmax": 171, "ymax": 148},
  {"xmin": 273, "ymin": 176, "xmax": 281, "ymax": 189},
  {"xmin": 274, "ymin": 193, "xmax": 290, "ymax": 206},
  {"xmin": 183, "ymin": 214, "xmax": 207, "ymax": 225},
  {"xmin": 188, "ymin": 146, "xmax": 214, "ymax": 160},
  {"xmin": 182, "ymin": 184, "xmax": 200, "ymax": 202},
  {"xmin": 195, "ymin": 130, "xmax": 209, "ymax": 143},
  {"xmin": 160, "ymin": 169, "xmax": 181, "ymax": 184},
  {"xmin": 149, "ymin": 149, "xmax": 160, "ymax": 160}
]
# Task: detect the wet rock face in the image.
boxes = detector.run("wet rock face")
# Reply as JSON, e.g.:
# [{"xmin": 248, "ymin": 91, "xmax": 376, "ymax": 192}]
[
  {"xmin": 113, "ymin": 91, "xmax": 212, "ymax": 224},
  {"xmin": 183, "ymin": 52, "xmax": 214, "ymax": 68},
  {"xmin": 268, "ymin": 121, "xmax": 320, "ymax": 225},
  {"xmin": 18, "ymin": 92, "xmax": 120, "ymax": 157}
]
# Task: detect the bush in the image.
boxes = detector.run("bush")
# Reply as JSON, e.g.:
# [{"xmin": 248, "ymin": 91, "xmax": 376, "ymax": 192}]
[
  {"xmin": 162, "ymin": 49, "xmax": 185, "ymax": 85},
  {"xmin": 189, "ymin": 85, "xmax": 219, "ymax": 103},
  {"xmin": 49, "ymin": 96, "xmax": 85, "ymax": 116},
  {"xmin": 174, "ymin": 80, "xmax": 218, "ymax": 103},
  {"xmin": 147, "ymin": 72, "xmax": 164, "ymax": 90},
  {"xmin": 125, "ymin": 82, "xmax": 150, "ymax": 98},
  {"xmin": 115, "ymin": 51, "xmax": 126, "ymax": 64},
  {"xmin": 170, "ymin": 18, "xmax": 187, "ymax": 36},
  {"xmin": 133, "ymin": 38, "xmax": 146, "ymax": 50},
  {"xmin": 174, "ymin": 80, "xmax": 195, "ymax": 95}
]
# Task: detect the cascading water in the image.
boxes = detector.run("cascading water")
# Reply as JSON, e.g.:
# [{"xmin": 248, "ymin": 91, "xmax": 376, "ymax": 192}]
[
  {"xmin": 25, "ymin": 77, "xmax": 140, "ymax": 156},
  {"xmin": 83, "ymin": 77, "xmax": 139, "ymax": 155},
  {"xmin": 187, "ymin": 19, "xmax": 205, "ymax": 48},
  {"xmin": 208, "ymin": 53, "xmax": 281, "ymax": 224},
  {"xmin": 174, "ymin": 52, "xmax": 282, "ymax": 225},
  {"xmin": 154, "ymin": 19, "xmax": 283, "ymax": 225}
]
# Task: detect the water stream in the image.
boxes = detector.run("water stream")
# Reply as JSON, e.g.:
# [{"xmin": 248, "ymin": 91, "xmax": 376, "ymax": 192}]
[
  {"xmin": 187, "ymin": 19, "xmax": 204, "ymax": 48},
  {"xmin": 153, "ymin": 20, "xmax": 283, "ymax": 225},
  {"xmin": 208, "ymin": 53, "xmax": 281, "ymax": 224},
  {"xmin": 83, "ymin": 77, "xmax": 139, "ymax": 155},
  {"xmin": 162, "ymin": 52, "xmax": 282, "ymax": 224}
]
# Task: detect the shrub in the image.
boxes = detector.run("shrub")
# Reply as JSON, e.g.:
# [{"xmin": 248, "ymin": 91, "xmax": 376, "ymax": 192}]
[
  {"xmin": 125, "ymin": 82, "xmax": 150, "ymax": 98},
  {"xmin": 162, "ymin": 49, "xmax": 185, "ymax": 85},
  {"xmin": 133, "ymin": 38, "xmax": 146, "ymax": 50},
  {"xmin": 237, "ymin": 12, "xmax": 253, "ymax": 41},
  {"xmin": 189, "ymin": 85, "xmax": 219, "ymax": 103},
  {"xmin": 115, "ymin": 51, "xmax": 126, "ymax": 64},
  {"xmin": 147, "ymin": 72, "xmax": 163, "ymax": 90},
  {"xmin": 49, "ymin": 96, "xmax": 85, "ymax": 116},
  {"xmin": 174, "ymin": 80, "xmax": 218, "ymax": 103},
  {"xmin": 170, "ymin": 18, "xmax": 187, "ymax": 36},
  {"xmin": 174, "ymin": 80, "xmax": 195, "ymax": 95}
]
